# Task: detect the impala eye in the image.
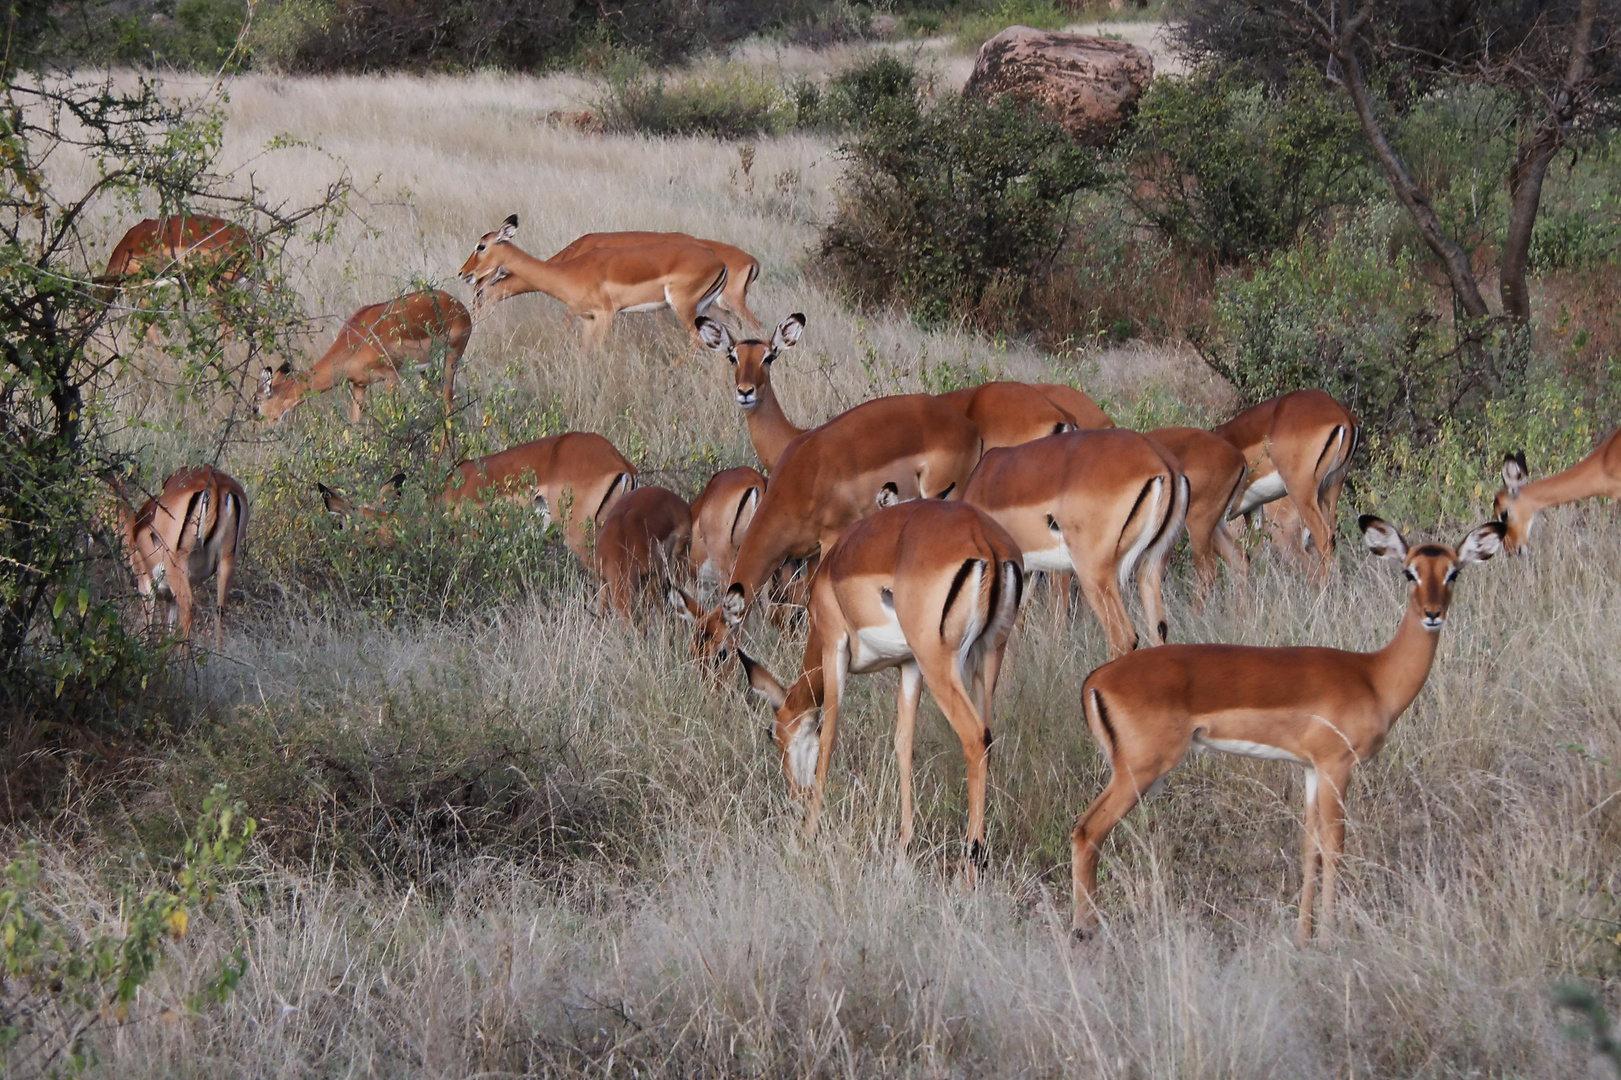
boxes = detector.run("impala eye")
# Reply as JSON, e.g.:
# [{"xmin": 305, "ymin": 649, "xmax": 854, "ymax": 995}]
[
  {"xmin": 729, "ymin": 356, "xmax": 737, "ymax": 365},
  {"xmin": 1404, "ymin": 568, "xmax": 1420, "ymax": 582},
  {"xmin": 1444, "ymin": 567, "xmax": 1458, "ymax": 584}
]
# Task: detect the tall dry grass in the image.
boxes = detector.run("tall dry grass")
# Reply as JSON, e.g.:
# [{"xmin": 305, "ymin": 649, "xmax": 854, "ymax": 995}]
[{"xmin": 9, "ymin": 63, "xmax": 1620, "ymax": 1077}]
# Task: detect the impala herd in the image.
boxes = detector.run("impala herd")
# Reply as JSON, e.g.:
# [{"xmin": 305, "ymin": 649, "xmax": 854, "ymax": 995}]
[{"xmin": 99, "ymin": 213, "xmax": 1619, "ymax": 944}]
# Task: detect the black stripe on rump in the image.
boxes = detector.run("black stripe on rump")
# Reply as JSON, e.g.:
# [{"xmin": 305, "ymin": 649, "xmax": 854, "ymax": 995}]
[{"xmin": 940, "ymin": 557, "xmax": 980, "ymax": 638}]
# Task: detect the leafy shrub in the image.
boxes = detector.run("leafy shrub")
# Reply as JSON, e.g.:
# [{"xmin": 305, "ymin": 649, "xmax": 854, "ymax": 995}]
[
  {"xmin": 246, "ymin": 371, "xmax": 579, "ymax": 623},
  {"xmin": 1126, "ymin": 67, "xmax": 1368, "ymax": 262},
  {"xmin": 599, "ymin": 64, "xmax": 787, "ymax": 138},
  {"xmin": 271, "ymin": 0, "xmax": 827, "ymax": 72},
  {"xmin": 0, "ymin": 785, "xmax": 255, "ymax": 1075},
  {"xmin": 820, "ymin": 51, "xmax": 921, "ymax": 128},
  {"xmin": 944, "ymin": 0, "xmax": 1071, "ymax": 52},
  {"xmin": 1203, "ymin": 213, "xmax": 1470, "ymax": 434},
  {"xmin": 820, "ymin": 92, "xmax": 1101, "ymax": 326}
]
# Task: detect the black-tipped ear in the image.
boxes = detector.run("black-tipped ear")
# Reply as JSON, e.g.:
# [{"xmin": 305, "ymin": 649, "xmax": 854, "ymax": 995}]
[
  {"xmin": 876, "ymin": 481, "xmax": 900, "ymax": 509},
  {"xmin": 380, "ymin": 472, "xmax": 406, "ymax": 499},
  {"xmin": 1360, "ymin": 514, "xmax": 1408, "ymax": 563},
  {"xmin": 695, "ymin": 316, "xmax": 733, "ymax": 353},
  {"xmin": 773, "ymin": 313, "xmax": 806, "ymax": 351},
  {"xmin": 276, "ymin": 360, "xmax": 292, "ymax": 376},
  {"xmin": 1502, "ymin": 452, "xmax": 1529, "ymax": 495},
  {"xmin": 503, "ymin": 214, "xmax": 518, "ymax": 228},
  {"xmin": 722, "ymin": 583, "xmax": 747, "ymax": 628},
  {"xmin": 1457, "ymin": 520, "xmax": 1506, "ymax": 564},
  {"xmin": 667, "ymin": 585, "xmax": 702, "ymax": 622},
  {"xmin": 737, "ymin": 648, "xmax": 788, "ymax": 709}
]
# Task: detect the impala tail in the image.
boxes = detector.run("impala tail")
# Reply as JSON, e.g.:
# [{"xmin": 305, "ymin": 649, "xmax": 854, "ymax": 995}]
[{"xmin": 1115, "ymin": 472, "xmax": 1184, "ymax": 595}]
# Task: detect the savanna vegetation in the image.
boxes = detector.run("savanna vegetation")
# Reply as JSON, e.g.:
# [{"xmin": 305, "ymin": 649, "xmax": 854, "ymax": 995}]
[{"xmin": 3, "ymin": 0, "xmax": 1621, "ymax": 1074}]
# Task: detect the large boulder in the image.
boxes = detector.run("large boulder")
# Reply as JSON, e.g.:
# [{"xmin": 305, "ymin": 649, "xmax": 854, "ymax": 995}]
[{"xmin": 963, "ymin": 27, "xmax": 1154, "ymax": 146}]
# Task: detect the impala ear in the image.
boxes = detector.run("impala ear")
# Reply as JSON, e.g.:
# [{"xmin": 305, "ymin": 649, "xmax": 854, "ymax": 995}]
[
  {"xmin": 876, "ymin": 481, "xmax": 900, "ymax": 509},
  {"xmin": 695, "ymin": 316, "xmax": 733, "ymax": 354},
  {"xmin": 721, "ymin": 583, "xmax": 747, "ymax": 628},
  {"xmin": 380, "ymin": 472, "xmax": 406, "ymax": 501},
  {"xmin": 1456, "ymin": 520, "xmax": 1506, "ymax": 564},
  {"xmin": 737, "ymin": 649, "xmax": 787, "ymax": 709},
  {"xmin": 495, "ymin": 216, "xmax": 518, "ymax": 244},
  {"xmin": 1359, "ymin": 514, "xmax": 1407, "ymax": 563},
  {"xmin": 1501, "ymin": 452, "xmax": 1529, "ymax": 495},
  {"xmin": 772, "ymin": 313, "xmax": 806, "ymax": 351},
  {"xmin": 258, "ymin": 366, "xmax": 275, "ymax": 398},
  {"xmin": 317, "ymin": 483, "xmax": 351, "ymax": 522},
  {"xmin": 534, "ymin": 493, "xmax": 551, "ymax": 527},
  {"xmin": 667, "ymin": 585, "xmax": 703, "ymax": 623}
]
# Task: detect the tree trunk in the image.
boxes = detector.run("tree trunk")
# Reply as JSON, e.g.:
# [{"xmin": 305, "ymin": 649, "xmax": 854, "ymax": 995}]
[
  {"xmin": 1498, "ymin": 0, "xmax": 1600, "ymax": 324},
  {"xmin": 1336, "ymin": 45, "xmax": 1493, "ymax": 322}
]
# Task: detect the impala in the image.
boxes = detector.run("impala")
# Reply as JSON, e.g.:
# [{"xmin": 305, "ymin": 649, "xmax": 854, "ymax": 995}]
[
  {"xmin": 688, "ymin": 466, "xmax": 765, "ymax": 589},
  {"xmin": 108, "ymin": 466, "xmax": 249, "ymax": 649},
  {"xmin": 440, "ymin": 432, "xmax": 637, "ymax": 562},
  {"xmin": 1494, "ymin": 428, "xmax": 1621, "ymax": 553},
  {"xmin": 1069, "ymin": 514, "xmax": 1505, "ymax": 943},
  {"xmin": 1149, "ymin": 426, "xmax": 1249, "ymax": 600},
  {"xmin": 459, "ymin": 216, "xmax": 728, "ymax": 348},
  {"xmin": 731, "ymin": 500, "xmax": 1023, "ymax": 870},
  {"xmin": 677, "ymin": 395, "xmax": 984, "ymax": 664},
  {"xmin": 938, "ymin": 382, "xmax": 1113, "ymax": 449},
  {"xmin": 103, "ymin": 215, "xmax": 261, "ymax": 286},
  {"xmin": 257, "ymin": 290, "xmax": 472, "ymax": 422},
  {"xmin": 964, "ymin": 429, "xmax": 1188, "ymax": 659},
  {"xmin": 551, "ymin": 230, "xmax": 762, "ymax": 332},
  {"xmin": 696, "ymin": 313, "xmax": 807, "ymax": 470},
  {"xmin": 594, "ymin": 486, "xmax": 693, "ymax": 621},
  {"xmin": 1214, "ymin": 389, "xmax": 1360, "ymax": 580}
]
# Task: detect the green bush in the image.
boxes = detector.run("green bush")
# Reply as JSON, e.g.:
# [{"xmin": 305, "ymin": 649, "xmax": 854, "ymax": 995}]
[
  {"xmin": 0, "ymin": 785, "xmax": 255, "ymax": 1075},
  {"xmin": 246, "ymin": 371, "xmax": 578, "ymax": 623},
  {"xmin": 599, "ymin": 64, "xmax": 788, "ymax": 138},
  {"xmin": 819, "ymin": 51, "xmax": 921, "ymax": 129},
  {"xmin": 1204, "ymin": 213, "xmax": 1460, "ymax": 434},
  {"xmin": 1126, "ymin": 67, "xmax": 1369, "ymax": 262},
  {"xmin": 820, "ymin": 92, "xmax": 1101, "ymax": 326}
]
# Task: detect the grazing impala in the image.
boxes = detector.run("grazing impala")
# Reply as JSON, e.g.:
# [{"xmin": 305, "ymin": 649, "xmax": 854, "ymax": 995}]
[
  {"xmin": 688, "ymin": 466, "xmax": 765, "ymax": 588},
  {"xmin": 1149, "ymin": 427, "xmax": 1249, "ymax": 600},
  {"xmin": 677, "ymin": 395, "xmax": 984, "ymax": 664},
  {"xmin": 964, "ymin": 429, "xmax": 1188, "ymax": 659},
  {"xmin": 1493, "ymin": 428, "xmax": 1621, "ymax": 553},
  {"xmin": 696, "ymin": 313, "xmax": 807, "ymax": 470},
  {"xmin": 732, "ymin": 500, "xmax": 1023, "ymax": 869},
  {"xmin": 109, "ymin": 466, "xmax": 249, "ymax": 649},
  {"xmin": 551, "ymin": 231, "xmax": 762, "ymax": 332},
  {"xmin": 257, "ymin": 290, "xmax": 472, "ymax": 422},
  {"xmin": 103, "ymin": 215, "xmax": 261, "ymax": 285},
  {"xmin": 938, "ymin": 382, "xmax": 1113, "ymax": 449},
  {"xmin": 594, "ymin": 486, "xmax": 693, "ymax": 621},
  {"xmin": 1069, "ymin": 515, "xmax": 1504, "ymax": 943},
  {"xmin": 1214, "ymin": 390, "xmax": 1360, "ymax": 581},
  {"xmin": 441, "ymin": 433, "xmax": 636, "ymax": 562},
  {"xmin": 459, "ymin": 216, "xmax": 728, "ymax": 348}
]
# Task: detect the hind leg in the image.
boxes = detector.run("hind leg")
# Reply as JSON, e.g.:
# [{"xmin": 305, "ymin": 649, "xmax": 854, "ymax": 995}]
[
  {"xmin": 917, "ymin": 651, "xmax": 992, "ymax": 882},
  {"xmin": 893, "ymin": 661, "xmax": 922, "ymax": 853},
  {"xmin": 1076, "ymin": 564, "xmax": 1137, "ymax": 659}
]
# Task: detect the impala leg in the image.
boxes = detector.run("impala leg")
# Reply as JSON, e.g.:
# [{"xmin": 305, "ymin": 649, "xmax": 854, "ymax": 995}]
[
  {"xmin": 917, "ymin": 650, "xmax": 992, "ymax": 882},
  {"xmin": 347, "ymin": 382, "xmax": 365, "ymax": 424},
  {"xmin": 1315, "ymin": 760, "xmax": 1352, "ymax": 939},
  {"xmin": 893, "ymin": 661, "xmax": 922, "ymax": 855},
  {"xmin": 167, "ymin": 561, "xmax": 197, "ymax": 646},
  {"xmin": 1211, "ymin": 520, "xmax": 1248, "ymax": 590},
  {"xmin": 1278, "ymin": 464, "xmax": 1338, "ymax": 580},
  {"xmin": 215, "ymin": 555, "xmax": 237, "ymax": 653},
  {"xmin": 1071, "ymin": 768, "xmax": 1160, "ymax": 936},
  {"xmin": 1076, "ymin": 566, "xmax": 1137, "ymax": 659},
  {"xmin": 802, "ymin": 636, "xmax": 848, "ymax": 838},
  {"xmin": 1048, "ymin": 571, "xmax": 1073, "ymax": 619},
  {"xmin": 1297, "ymin": 767, "xmax": 1323, "ymax": 945}
]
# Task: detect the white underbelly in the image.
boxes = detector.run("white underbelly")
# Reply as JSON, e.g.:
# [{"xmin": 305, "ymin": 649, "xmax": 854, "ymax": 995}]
[
  {"xmin": 1021, "ymin": 542, "xmax": 1074, "ymax": 574},
  {"xmin": 1233, "ymin": 471, "xmax": 1288, "ymax": 516},
  {"xmin": 619, "ymin": 301, "xmax": 670, "ymax": 314},
  {"xmin": 853, "ymin": 615, "xmax": 912, "ymax": 670},
  {"xmin": 1193, "ymin": 732, "xmax": 1305, "ymax": 764}
]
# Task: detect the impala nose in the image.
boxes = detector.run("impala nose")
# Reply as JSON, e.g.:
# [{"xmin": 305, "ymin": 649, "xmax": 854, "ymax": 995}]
[
  {"xmin": 1421, "ymin": 610, "xmax": 1445, "ymax": 631},
  {"xmin": 735, "ymin": 387, "xmax": 757, "ymax": 408}
]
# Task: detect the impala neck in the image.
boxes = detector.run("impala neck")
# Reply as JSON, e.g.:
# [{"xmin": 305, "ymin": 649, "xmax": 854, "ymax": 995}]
[
  {"xmin": 482, "ymin": 245, "xmax": 574, "ymax": 305},
  {"xmin": 1367, "ymin": 598, "xmax": 1443, "ymax": 723},
  {"xmin": 747, "ymin": 380, "xmax": 803, "ymax": 472},
  {"xmin": 727, "ymin": 488, "xmax": 814, "ymax": 611},
  {"xmin": 1514, "ymin": 452, "xmax": 1613, "ymax": 517}
]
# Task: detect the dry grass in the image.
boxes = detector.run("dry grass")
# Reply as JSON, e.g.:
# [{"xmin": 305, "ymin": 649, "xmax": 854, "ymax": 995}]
[{"xmin": 9, "ymin": 61, "xmax": 1621, "ymax": 1077}]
